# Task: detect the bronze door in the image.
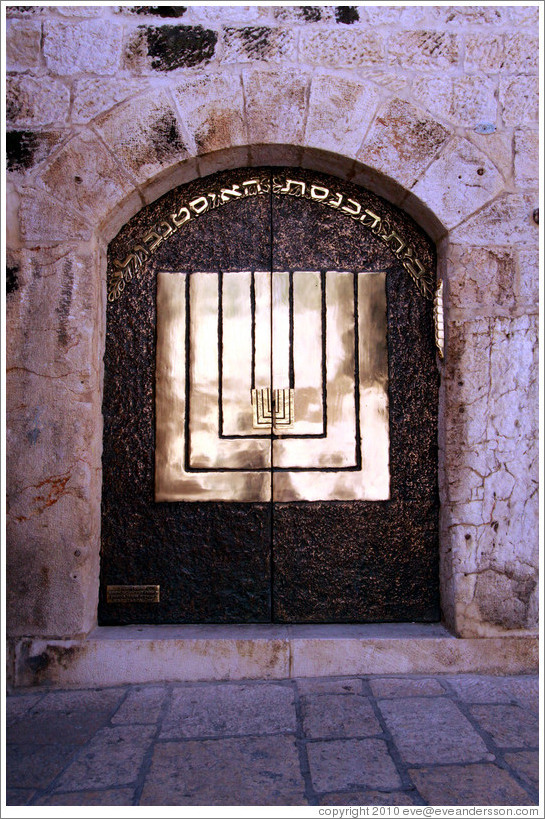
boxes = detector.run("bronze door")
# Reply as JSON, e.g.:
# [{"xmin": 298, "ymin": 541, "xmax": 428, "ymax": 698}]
[{"xmin": 99, "ymin": 168, "xmax": 439, "ymax": 624}]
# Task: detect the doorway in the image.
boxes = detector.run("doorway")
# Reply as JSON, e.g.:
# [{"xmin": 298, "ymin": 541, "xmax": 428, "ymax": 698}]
[{"xmin": 99, "ymin": 167, "xmax": 440, "ymax": 624}]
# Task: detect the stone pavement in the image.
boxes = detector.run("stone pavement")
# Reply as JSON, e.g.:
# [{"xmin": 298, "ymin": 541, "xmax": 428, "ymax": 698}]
[{"xmin": 5, "ymin": 674, "xmax": 539, "ymax": 807}]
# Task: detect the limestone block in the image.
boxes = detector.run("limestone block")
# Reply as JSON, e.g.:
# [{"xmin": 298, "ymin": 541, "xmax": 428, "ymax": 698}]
[
  {"xmin": 427, "ymin": 6, "xmax": 510, "ymax": 25},
  {"xmin": 56, "ymin": 5, "xmax": 112, "ymax": 16},
  {"xmin": 19, "ymin": 192, "xmax": 93, "ymax": 243},
  {"xmin": 450, "ymin": 193, "xmax": 537, "ymax": 246},
  {"xmin": 412, "ymin": 75, "xmax": 497, "ymax": 127},
  {"xmin": 221, "ymin": 26, "xmax": 297, "ymax": 63},
  {"xmin": 466, "ymin": 130, "xmax": 514, "ymax": 183},
  {"xmin": 500, "ymin": 76, "xmax": 538, "ymax": 125},
  {"xmin": 517, "ymin": 248, "xmax": 539, "ymax": 311},
  {"xmin": 171, "ymin": 74, "xmax": 245, "ymax": 154},
  {"xmin": 273, "ymin": 6, "xmax": 334, "ymax": 23},
  {"xmin": 300, "ymin": 29, "xmax": 384, "ymax": 66},
  {"xmin": 93, "ymin": 91, "xmax": 192, "ymax": 185},
  {"xmin": 409, "ymin": 763, "xmax": 532, "ymax": 807},
  {"xmin": 43, "ymin": 20, "xmax": 123, "ymax": 74},
  {"xmin": 307, "ymin": 739, "xmax": 401, "ymax": 791},
  {"xmin": 488, "ymin": 316, "xmax": 538, "ymax": 444},
  {"xmin": 412, "ymin": 137, "xmax": 503, "ymax": 229},
  {"xmin": 364, "ymin": 5, "xmax": 427, "ymax": 26},
  {"xmin": 7, "ymin": 76, "xmax": 70, "ymax": 127},
  {"xmin": 465, "ymin": 33, "xmax": 505, "ymax": 72},
  {"xmin": 447, "ymin": 245, "xmax": 516, "ymax": 317},
  {"xmin": 358, "ymin": 70, "xmax": 408, "ymax": 94},
  {"xmin": 7, "ymin": 5, "xmax": 44, "ymax": 15},
  {"xmin": 388, "ymin": 31, "xmax": 459, "ymax": 69},
  {"xmin": 123, "ymin": 24, "xmax": 218, "ymax": 72},
  {"xmin": 357, "ymin": 98, "xmax": 450, "ymax": 190},
  {"xmin": 37, "ymin": 131, "xmax": 135, "ymax": 224},
  {"xmin": 504, "ymin": 6, "xmax": 540, "ymax": 26},
  {"xmin": 503, "ymin": 34, "xmax": 539, "ymax": 73},
  {"xmin": 444, "ymin": 318, "xmax": 491, "ymax": 450},
  {"xmin": 514, "ymin": 129, "xmax": 539, "ymax": 189},
  {"xmin": 6, "ymin": 20, "xmax": 42, "ymax": 71},
  {"xmin": 7, "ymin": 130, "xmax": 66, "ymax": 175},
  {"xmin": 304, "ymin": 75, "xmax": 382, "ymax": 157},
  {"xmin": 190, "ymin": 5, "xmax": 260, "ymax": 24},
  {"xmin": 243, "ymin": 68, "xmax": 309, "ymax": 145},
  {"xmin": 72, "ymin": 78, "xmax": 148, "ymax": 123}
]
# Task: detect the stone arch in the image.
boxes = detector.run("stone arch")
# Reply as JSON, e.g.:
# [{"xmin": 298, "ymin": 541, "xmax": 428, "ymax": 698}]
[{"xmin": 7, "ymin": 68, "xmax": 537, "ymax": 647}]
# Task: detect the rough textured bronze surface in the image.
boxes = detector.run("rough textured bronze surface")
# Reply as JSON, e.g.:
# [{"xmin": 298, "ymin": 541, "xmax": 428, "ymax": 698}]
[{"xmin": 99, "ymin": 167, "xmax": 438, "ymax": 625}]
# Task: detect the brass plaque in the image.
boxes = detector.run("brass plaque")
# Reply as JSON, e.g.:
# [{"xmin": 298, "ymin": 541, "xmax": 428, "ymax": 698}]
[{"xmin": 107, "ymin": 585, "xmax": 160, "ymax": 604}]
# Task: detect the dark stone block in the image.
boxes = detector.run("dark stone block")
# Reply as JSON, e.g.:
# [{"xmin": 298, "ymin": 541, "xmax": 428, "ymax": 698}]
[
  {"xmin": 6, "ymin": 265, "xmax": 19, "ymax": 296},
  {"xmin": 6, "ymin": 130, "xmax": 39, "ymax": 171},
  {"xmin": 335, "ymin": 7, "xmax": 360, "ymax": 25},
  {"xmin": 143, "ymin": 24, "xmax": 217, "ymax": 70},
  {"xmin": 131, "ymin": 6, "xmax": 187, "ymax": 17}
]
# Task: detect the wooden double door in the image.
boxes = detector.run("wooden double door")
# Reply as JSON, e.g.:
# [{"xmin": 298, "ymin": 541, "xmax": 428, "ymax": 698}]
[{"xmin": 99, "ymin": 168, "xmax": 439, "ymax": 624}]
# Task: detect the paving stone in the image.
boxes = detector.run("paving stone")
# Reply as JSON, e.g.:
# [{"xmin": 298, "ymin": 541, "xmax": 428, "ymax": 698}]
[
  {"xmin": 504, "ymin": 751, "xmax": 539, "ymax": 790},
  {"xmin": 307, "ymin": 739, "xmax": 401, "ymax": 792},
  {"xmin": 7, "ymin": 708, "xmax": 113, "ymax": 746},
  {"xmin": 501, "ymin": 677, "xmax": 540, "ymax": 712},
  {"xmin": 6, "ymin": 693, "xmax": 45, "ymax": 726},
  {"xmin": 447, "ymin": 675, "xmax": 513, "ymax": 703},
  {"xmin": 53, "ymin": 725, "xmax": 156, "ymax": 791},
  {"xmin": 302, "ymin": 694, "xmax": 381, "ymax": 739},
  {"xmin": 409, "ymin": 763, "xmax": 535, "ymax": 806},
  {"xmin": 7, "ymin": 744, "xmax": 79, "ymax": 789},
  {"xmin": 318, "ymin": 790, "xmax": 416, "ymax": 805},
  {"xmin": 161, "ymin": 682, "xmax": 296, "ymax": 739},
  {"xmin": 111, "ymin": 685, "xmax": 167, "ymax": 724},
  {"xmin": 378, "ymin": 697, "xmax": 491, "ymax": 765},
  {"xmin": 296, "ymin": 677, "xmax": 362, "ymax": 696},
  {"xmin": 36, "ymin": 788, "xmax": 135, "ymax": 806},
  {"xmin": 5, "ymin": 789, "xmax": 36, "ymax": 806},
  {"xmin": 370, "ymin": 677, "xmax": 445, "ymax": 698},
  {"xmin": 140, "ymin": 736, "xmax": 306, "ymax": 805},
  {"xmin": 29, "ymin": 687, "xmax": 126, "ymax": 716},
  {"xmin": 470, "ymin": 705, "xmax": 539, "ymax": 748}
]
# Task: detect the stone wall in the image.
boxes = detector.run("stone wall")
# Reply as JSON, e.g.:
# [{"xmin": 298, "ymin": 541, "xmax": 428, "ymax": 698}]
[{"xmin": 6, "ymin": 3, "xmax": 539, "ymax": 659}]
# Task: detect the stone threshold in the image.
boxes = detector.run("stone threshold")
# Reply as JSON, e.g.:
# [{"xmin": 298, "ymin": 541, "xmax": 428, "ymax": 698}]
[{"xmin": 12, "ymin": 623, "xmax": 538, "ymax": 688}]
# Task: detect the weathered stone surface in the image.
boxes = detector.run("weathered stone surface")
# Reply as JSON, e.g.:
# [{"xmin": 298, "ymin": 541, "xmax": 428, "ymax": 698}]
[
  {"xmin": 503, "ymin": 33, "xmax": 539, "ymax": 73},
  {"xmin": 7, "ymin": 130, "xmax": 65, "ymax": 174},
  {"xmin": 517, "ymin": 248, "xmax": 539, "ymax": 311},
  {"xmin": 501, "ymin": 677, "xmax": 540, "ymax": 712},
  {"xmin": 72, "ymin": 78, "xmax": 147, "ymax": 123},
  {"xmin": 273, "ymin": 6, "xmax": 333, "ymax": 23},
  {"xmin": 447, "ymin": 675, "xmax": 514, "ymax": 704},
  {"xmin": 465, "ymin": 33, "xmax": 506, "ymax": 72},
  {"xmin": 5, "ymin": 790, "xmax": 36, "ymax": 806},
  {"xmin": 140, "ymin": 736, "xmax": 306, "ymax": 805},
  {"xmin": 37, "ymin": 131, "xmax": 135, "ymax": 223},
  {"xmin": 470, "ymin": 704, "xmax": 539, "ymax": 748},
  {"xmin": 6, "ymin": 19, "xmax": 42, "ymax": 71},
  {"xmin": 409, "ymin": 763, "xmax": 534, "ymax": 806},
  {"xmin": 93, "ymin": 91, "xmax": 191, "ymax": 184},
  {"xmin": 447, "ymin": 245, "xmax": 517, "ymax": 317},
  {"xmin": 6, "ymin": 693, "xmax": 45, "ymax": 727},
  {"xmin": 358, "ymin": 99, "xmax": 450, "ymax": 189},
  {"xmin": 500, "ymin": 75, "xmax": 539, "ymax": 125},
  {"xmin": 450, "ymin": 193, "xmax": 537, "ymax": 245},
  {"xmin": 504, "ymin": 751, "xmax": 539, "ymax": 789},
  {"xmin": 467, "ymin": 130, "xmax": 515, "ymax": 183},
  {"xmin": 301, "ymin": 694, "xmax": 381, "ymax": 738},
  {"xmin": 296, "ymin": 677, "xmax": 362, "ymax": 695},
  {"xmin": 370, "ymin": 677, "xmax": 445, "ymax": 698},
  {"xmin": 388, "ymin": 30, "xmax": 459, "ymax": 68},
  {"xmin": 124, "ymin": 24, "xmax": 217, "ymax": 72},
  {"xmin": 307, "ymin": 739, "xmax": 401, "ymax": 792},
  {"xmin": 305, "ymin": 75, "xmax": 381, "ymax": 157},
  {"xmin": 378, "ymin": 698, "xmax": 491, "ymax": 764},
  {"xmin": 160, "ymin": 682, "xmax": 296, "ymax": 738},
  {"xmin": 37, "ymin": 789, "xmax": 135, "ymax": 806},
  {"xmin": 7, "ymin": 744, "xmax": 78, "ymax": 789},
  {"xmin": 222, "ymin": 26, "xmax": 297, "ymax": 62},
  {"xmin": 300, "ymin": 29, "xmax": 384, "ymax": 66},
  {"xmin": 412, "ymin": 137, "xmax": 503, "ymax": 229},
  {"xmin": 465, "ymin": 32, "xmax": 538, "ymax": 73},
  {"xmin": 427, "ymin": 5, "xmax": 510, "ymax": 25},
  {"xmin": 43, "ymin": 20, "xmax": 123, "ymax": 74},
  {"xmin": 111, "ymin": 686, "xmax": 167, "ymax": 724},
  {"xmin": 171, "ymin": 74, "xmax": 245, "ymax": 154},
  {"xmin": 412, "ymin": 75, "xmax": 497, "ymax": 127},
  {"xmin": 54, "ymin": 725, "xmax": 156, "ymax": 790},
  {"xmin": 514, "ymin": 129, "xmax": 539, "ymax": 188},
  {"xmin": 6, "ymin": 76, "xmax": 70, "ymax": 127},
  {"xmin": 243, "ymin": 68, "xmax": 309, "ymax": 145}
]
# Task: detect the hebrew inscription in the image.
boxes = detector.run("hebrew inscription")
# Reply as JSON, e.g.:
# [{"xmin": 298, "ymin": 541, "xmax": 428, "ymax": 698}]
[{"xmin": 108, "ymin": 174, "xmax": 434, "ymax": 302}]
